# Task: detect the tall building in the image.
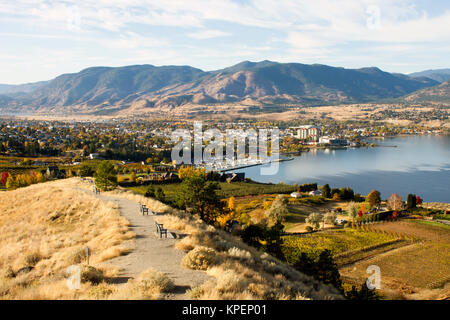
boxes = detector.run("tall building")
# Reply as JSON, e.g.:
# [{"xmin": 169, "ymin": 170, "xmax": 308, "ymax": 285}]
[{"xmin": 291, "ymin": 125, "xmax": 320, "ymax": 141}]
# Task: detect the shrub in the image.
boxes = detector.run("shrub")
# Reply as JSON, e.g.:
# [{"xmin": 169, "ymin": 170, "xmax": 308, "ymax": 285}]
[
  {"xmin": 81, "ymin": 266, "xmax": 104, "ymax": 284},
  {"xmin": 25, "ymin": 251, "xmax": 43, "ymax": 266},
  {"xmin": 136, "ymin": 269, "xmax": 175, "ymax": 294},
  {"xmin": 1, "ymin": 267, "xmax": 15, "ymax": 279},
  {"xmin": 66, "ymin": 247, "xmax": 88, "ymax": 265},
  {"xmin": 87, "ymin": 282, "xmax": 115, "ymax": 299},
  {"xmin": 181, "ymin": 246, "xmax": 218, "ymax": 270}
]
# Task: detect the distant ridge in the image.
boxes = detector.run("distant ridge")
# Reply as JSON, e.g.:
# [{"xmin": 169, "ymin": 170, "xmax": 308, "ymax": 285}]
[
  {"xmin": 0, "ymin": 61, "xmax": 440, "ymax": 115},
  {"xmin": 409, "ymin": 69, "xmax": 450, "ymax": 83}
]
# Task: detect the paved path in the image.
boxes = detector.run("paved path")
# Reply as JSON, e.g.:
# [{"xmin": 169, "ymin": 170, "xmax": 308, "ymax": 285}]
[{"xmin": 83, "ymin": 187, "xmax": 211, "ymax": 299}]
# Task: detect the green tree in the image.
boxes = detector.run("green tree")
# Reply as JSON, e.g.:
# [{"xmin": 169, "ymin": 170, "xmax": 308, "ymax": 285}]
[
  {"xmin": 78, "ymin": 163, "xmax": 95, "ymax": 177},
  {"xmin": 322, "ymin": 184, "xmax": 331, "ymax": 198},
  {"xmin": 406, "ymin": 194, "xmax": 417, "ymax": 209},
  {"xmin": 366, "ymin": 190, "xmax": 381, "ymax": 207},
  {"xmin": 177, "ymin": 173, "xmax": 221, "ymax": 224},
  {"xmin": 144, "ymin": 185, "xmax": 155, "ymax": 198},
  {"xmin": 155, "ymin": 187, "xmax": 165, "ymax": 202},
  {"xmin": 94, "ymin": 161, "xmax": 117, "ymax": 191}
]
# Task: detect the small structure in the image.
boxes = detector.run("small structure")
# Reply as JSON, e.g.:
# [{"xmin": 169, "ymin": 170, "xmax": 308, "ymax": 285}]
[
  {"xmin": 290, "ymin": 192, "xmax": 303, "ymax": 198},
  {"xmin": 309, "ymin": 190, "xmax": 322, "ymax": 196},
  {"xmin": 222, "ymin": 172, "xmax": 245, "ymax": 183},
  {"xmin": 89, "ymin": 153, "xmax": 101, "ymax": 160}
]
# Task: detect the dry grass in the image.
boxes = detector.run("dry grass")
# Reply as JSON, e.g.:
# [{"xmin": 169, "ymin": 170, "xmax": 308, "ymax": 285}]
[
  {"xmin": 110, "ymin": 268, "xmax": 175, "ymax": 300},
  {"xmin": 0, "ymin": 178, "xmax": 135, "ymax": 299},
  {"xmin": 161, "ymin": 212, "xmax": 343, "ymax": 300}
]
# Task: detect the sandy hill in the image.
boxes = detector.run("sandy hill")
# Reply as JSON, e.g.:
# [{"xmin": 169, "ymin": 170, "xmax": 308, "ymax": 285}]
[{"xmin": 0, "ymin": 178, "xmax": 342, "ymax": 300}]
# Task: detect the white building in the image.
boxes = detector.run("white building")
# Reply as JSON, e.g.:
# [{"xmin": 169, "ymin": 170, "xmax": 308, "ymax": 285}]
[{"xmin": 291, "ymin": 125, "xmax": 320, "ymax": 141}]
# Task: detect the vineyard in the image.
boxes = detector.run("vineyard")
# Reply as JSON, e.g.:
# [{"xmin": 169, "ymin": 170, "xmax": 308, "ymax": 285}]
[{"xmin": 281, "ymin": 229, "xmax": 399, "ymax": 263}]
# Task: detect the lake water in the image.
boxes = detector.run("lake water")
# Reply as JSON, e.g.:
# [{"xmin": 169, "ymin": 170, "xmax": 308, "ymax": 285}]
[{"xmin": 235, "ymin": 135, "xmax": 450, "ymax": 202}]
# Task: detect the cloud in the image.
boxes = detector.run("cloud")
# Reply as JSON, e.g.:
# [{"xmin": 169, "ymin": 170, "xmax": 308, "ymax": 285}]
[{"xmin": 187, "ymin": 29, "xmax": 231, "ymax": 39}]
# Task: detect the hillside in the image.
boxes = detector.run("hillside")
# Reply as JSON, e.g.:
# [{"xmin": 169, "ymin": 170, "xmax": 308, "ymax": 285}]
[
  {"xmin": 403, "ymin": 81, "xmax": 450, "ymax": 104},
  {"xmin": 409, "ymin": 69, "xmax": 450, "ymax": 83},
  {"xmin": 0, "ymin": 178, "xmax": 342, "ymax": 300},
  {"xmin": 0, "ymin": 61, "xmax": 438, "ymax": 115}
]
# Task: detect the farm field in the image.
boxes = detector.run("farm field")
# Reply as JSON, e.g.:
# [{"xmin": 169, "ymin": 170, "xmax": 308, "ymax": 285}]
[
  {"xmin": 340, "ymin": 219, "xmax": 450, "ymax": 299},
  {"xmin": 281, "ymin": 229, "xmax": 399, "ymax": 262}
]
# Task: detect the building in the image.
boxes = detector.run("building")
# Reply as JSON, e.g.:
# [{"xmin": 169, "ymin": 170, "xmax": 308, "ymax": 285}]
[
  {"xmin": 290, "ymin": 192, "xmax": 303, "ymax": 198},
  {"xmin": 291, "ymin": 125, "xmax": 320, "ymax": 142},
  {"xmin": 319, "ymin": 136, "xmax": 348, "ymax": 146}
]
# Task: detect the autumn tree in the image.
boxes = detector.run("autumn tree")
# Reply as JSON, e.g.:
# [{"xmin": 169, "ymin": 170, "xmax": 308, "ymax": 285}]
[
  {"xmin": 0, "ymin": 171, "xmax": 9, "ymax": 185},
  {"xmin": 366, "ymin": 190, "xmax": 381, "ymax": 208}
]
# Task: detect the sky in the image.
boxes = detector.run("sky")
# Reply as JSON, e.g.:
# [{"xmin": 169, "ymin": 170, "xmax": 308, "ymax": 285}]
[{"xmin": 1, "ymin": 0, "xmax": 450, "ymax": 84}]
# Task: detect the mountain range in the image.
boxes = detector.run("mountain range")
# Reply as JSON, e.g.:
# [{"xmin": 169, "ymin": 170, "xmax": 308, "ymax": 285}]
[
  {"xmin": 0, "ymin": 61, "xmax": 446, "ymax": 115},
  {"xmin": 409, "ymin": 69, "xmax": 450, "ymax": 83}
]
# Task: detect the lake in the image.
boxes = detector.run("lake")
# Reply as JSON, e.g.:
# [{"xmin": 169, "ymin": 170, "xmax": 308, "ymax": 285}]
[{"xmin": 235, "ymin": 135, "xmax": 450, "ymax": 202}]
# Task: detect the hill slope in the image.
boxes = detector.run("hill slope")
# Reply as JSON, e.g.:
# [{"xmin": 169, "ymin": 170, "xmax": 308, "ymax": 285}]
[
  {"xmin": 0, "ymin": 61, "xmax": 438, "ymax": 115},
  {"xmin": 403, "ymin": 81, "xmax": 450, "ymax": 104},
  {"xmin": 409, "ymin": 69, "xmax": 450, "ymax": 83}
]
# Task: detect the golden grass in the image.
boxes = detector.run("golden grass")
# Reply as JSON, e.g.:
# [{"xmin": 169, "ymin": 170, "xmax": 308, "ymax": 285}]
[
  {"xmin": 0, "ymin": 178, "xmax": 135, "ymax": 299},
  {"xmin": 161, "ymin": 212, "xmax": 343, "ymax": 300},
  {"xmin": 109, "ymin": 268, "xmax": 175, "ymax": 300}
]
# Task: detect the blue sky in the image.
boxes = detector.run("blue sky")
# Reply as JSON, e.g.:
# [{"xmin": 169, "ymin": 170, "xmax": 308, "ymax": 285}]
[{"xmin": 1, "ymin": 0, "xmax": 449, "ymax": 84}]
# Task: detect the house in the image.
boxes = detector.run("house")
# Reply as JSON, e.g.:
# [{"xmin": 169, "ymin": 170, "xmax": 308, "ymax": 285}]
[
  {"xmin": 309, "ymin": 190, "xmax": 322, "ymax": 196},
  {"xmin": 290, "ymin": 192, "xmax": 303, "ymax": 198},
  {"xmin": 89, "ymin": 153, "xmax": 101, "ymax": 160},
  {"xmin": 222, "ymin": 172, "xmax": 245, "ymax": 183}
]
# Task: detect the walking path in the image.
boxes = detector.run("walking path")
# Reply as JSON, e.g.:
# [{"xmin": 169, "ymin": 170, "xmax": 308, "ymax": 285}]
[{"xmin": 83, "ymin": 187, "xmax": 211, "ymax": 299}]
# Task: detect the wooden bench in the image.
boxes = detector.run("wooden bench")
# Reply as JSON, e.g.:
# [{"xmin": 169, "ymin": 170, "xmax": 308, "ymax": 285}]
[
  {"xmin": 140, "ymin": 203, "xmax": 149, "ymax": 215},
  {"xmin": 155, "ymin": 222, "xmax": 168, "ymax": 238}
]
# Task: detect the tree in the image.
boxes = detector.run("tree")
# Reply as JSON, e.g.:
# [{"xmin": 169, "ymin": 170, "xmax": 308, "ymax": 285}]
[
  {"xmin": 387, "ymin": 193, "xmax": 404, "ymax": 211},
  {"xmin": 366, "ymin": 190, "xmax": 381, "ymax": 208},
  {"xmin": 322, "ymin": 184, "xmax": 331, "ymax": 198},
  {"xmin": 324, "ymin": 211, "xmax": 337, "ymax": 226},
  {"xmin": 345, "ymin": 282, "xmax": 379, "ymax": 300},
  {"xmin": 5, "ymin": 175, "xmax": 15, "ymax": 190},
  {"xmin": 227, "ymin": 196, "xmax": 235, "ymax": 212},
  {"xmin": 144, "ymin": 185, "xmax": 155, "ymax": 198},
  {"xmin": 406, "ymin": 194, "xmax": 417, "ymax": 209},
  {"xmin": 0, "ymin": 171, "xmax": 9, "ymax": 185},
  {"xmin": 177, "ymin": 173, "xmax": 221, "ymax": 224},
  {"xmin": 346, "ymin": 201, "xmax": 359, "ymax": 226},
  {"xmin": 155, "ymin": 187, "xmax": 165, "ymax": 202},
  {"xmin": 306, "ymin": 212, "xmax": 322, "ymax": 230},
  {"xmin": 178, "ymin": 166, "xmax": 205, "ymax": 180},
  {"xmin": 94, "ymin": 161, "xmax": 117, "ymax": 191},
  {"xmin": 265, "ymin": 195, "xmax": 289, "ymax": 224},
  {"xmin": 79, "ymin": 163, "xmax": 95, "ymax": 177}
]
